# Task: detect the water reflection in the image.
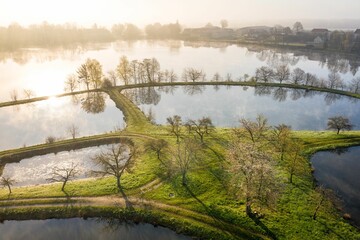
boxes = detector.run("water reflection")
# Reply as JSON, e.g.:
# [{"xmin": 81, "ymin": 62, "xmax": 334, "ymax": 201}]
[
  {"xmin": 1, "ymin": 40, "xmax": 360, "ymax": 102},
  {"xmin": 123, "ymin": 87, "xmax": 161, "ymax": 105},
  {"xmin": 311, "ymin": 146, "xmax": 360, "ymax": 227},
  {"xmin": 131, "ymin": 86, "xmax": 360, "ymax": 130},
  {"xmin": 81, "ymin": 92, "xmax": 106, "ymax": 114},
  {"xmin": 1, "ymin": 146, "xmax": 108, "ymax": 186},
  {"xmin": 0, "ymin": 218, "xmax": 191, "ymax": 240},
  {"xmin": 0, "ymin": 95, "xmax": 124, "ymax": 151}
]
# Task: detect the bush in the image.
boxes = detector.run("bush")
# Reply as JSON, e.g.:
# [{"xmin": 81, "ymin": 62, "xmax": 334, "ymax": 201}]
[
  {"xmin": 102, "ymin": 79, "xmax": 113, "ymax": 89},
  {"xmin": 45, "ymin": 136, "xmax": 56, "ymax": 144}
]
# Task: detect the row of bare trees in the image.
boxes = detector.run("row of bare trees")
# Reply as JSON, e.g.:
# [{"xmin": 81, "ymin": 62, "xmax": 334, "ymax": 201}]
[
  {"xmin": 9, "ymin": 89, "xmax": 36, "ymax": 102},
  {"xmin": 254, "ymin": 65, "xmax": 360, "ymax": 94},
  {"xmin": 63, "ymin": 57, "xmax": 360, "ymax": 98}
]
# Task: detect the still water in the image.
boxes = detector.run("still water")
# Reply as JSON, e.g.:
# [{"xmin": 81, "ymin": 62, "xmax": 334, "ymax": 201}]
[
  {"xmin": 0, "ymin": 40, "xmax": 359, "ymax": 101},
  {"xmin": 130, "ymin": 86, "xmax": 360, "ymax": 130},
  {"xmin": 311, "ymin": 146, "xmax": 360, "ymax": 227},
  {"xmin": 0, "ymin": 218, "xmax": 191, "ymax": 240},
  {"xmin": 0, "ymin": 146, "xmax": 112, "ymax": 186},
  {"xmin": 0, "ymin": 95, "xmax": 124, "ymax": 151}
]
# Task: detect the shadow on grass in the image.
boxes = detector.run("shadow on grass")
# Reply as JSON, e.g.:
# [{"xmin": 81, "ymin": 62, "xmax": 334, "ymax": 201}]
[
  {"xmin": 119, "ymin": 187, "xmax": 134, "ymax": 210},
  {"xmin": 184, "ymin": 184, "xmax": 266, "ymax": 240},
  {"xmin": 317, "ymin": 219, "xmax": 346, "ymax": 240},
  {"xmin": 249, "ymin": 213, "xmax": 278, "ymax": 240}
]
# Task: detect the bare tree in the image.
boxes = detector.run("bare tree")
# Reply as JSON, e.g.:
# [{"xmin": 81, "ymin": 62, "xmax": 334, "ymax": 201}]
[
  {"xmin": 47, "ymin": 163, "xmax": 79, "ymax": 191},
  {"xmin": 171, "ymin": 138, "xmax": 201, "ymax": 185},
  {"xmin": 10, "ymin": 89, "xmax": 18, "ymax": 101},
  {"xmin": 77, "ymin": 58, "xmax": 103, "ymax": 90},
  {"xmin": 228, "ymin": 140, "xmax": 277, "ymax": 216},
  {"xmin": 163, "ymin": 69, "xmax": 178, "ymax": 82},
  {"xmin": 327, "ymin": 116, "xmax": 353, "ymax": 134},
  {"xmin": 212, "ymin": 72, "xmax": 222, "ymax": 82},
  {"xmin": 271, "ymin": 124, "xmax": 292, "ymax": 162},
  {"xmin": 167, "ymin": 115, "xmax": 182, "ymax": 143},
  {"xmin": 236, "ymin": 114, "xmax": 270, "ymax": 145},
  {"xmin": 291, "ymin": 68, "xmax": 305, "ymax": 85},
  {"xmin": 141, "ymin": 58, "xmax": 160, "ymax": 83},
  {"xmin": 145, "ymin": 139, "xmax": 169, "ymax": 164},
  {"xmin": 116, "ymin": 56, "xmax": 133, "ymax": 85},
  {"xmin": 186, "ymin": 117, "xmax": 214, "ymax": 143},
  {"xmin": 220, "ymin": 19, "xmax": 228, "ymax": 28},
  {"xmin": 226, "ymin": 73, "xmax": 233, "ymax": 82},
  {"xmin": 23, "ymin": 89, "xmax": 35, "ymax": 99},
  {"xmin": 304, "ymin": 73, "xmax": 319, "ymax": 86},
  {"xmin": 350, "ymin": 77, "xmax": 360, "ymax": 94},
  {"xmin": 327, "ymin": 72, "xmax": 344, "ymax": 89},
  {"xmin": 284, "ymin": 140, "xmax": 306, "ymax": 183},
  {"xmin": 67, "ymin": 124, "xmax": 79, "ymax": 139},
  {"xmin": 312, "ymin": 186, "xmax": 338, "ymax": 220},
  {"xmin": 91, "ymin": 143, "xmax": 137, "ymax": 192},
  {"xmin": 64, "ymin": 74, "xmax": 78, "ymax": 93},
  {"xmin": 182, "ymin": 68, "xmax": 205, "ymax": 82},
  {"xmin": 107, "ymin": 70, "xmax": 118, "ymax": 86},
  {"xmin": 0, "ymin": 176, "xmax": 16, "ymax": 194},
  {"xmin": 255, "ymin": 66, "xmax": 275, "ymax": 83},
  {"xmin": 275, "ymin": 65, "xmax": 290, "ymax": 83}
]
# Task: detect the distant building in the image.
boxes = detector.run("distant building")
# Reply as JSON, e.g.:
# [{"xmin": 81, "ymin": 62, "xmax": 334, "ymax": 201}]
[
  {"xmin": 313, "ymin": 36, "xmax": 325, "ymax": 49},
  {"xmin": 311, "ymin": 28, "xmax": 330, "ymax": 41},
  {"xmin": 306, "ymin": 36, "xmax": 326, "ymax": 49}
]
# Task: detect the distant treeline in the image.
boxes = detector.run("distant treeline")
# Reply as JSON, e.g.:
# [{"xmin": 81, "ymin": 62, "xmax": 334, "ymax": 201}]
[{"xmin": 0, "ymin": 22, "xmax": 182, "ymax": 50}]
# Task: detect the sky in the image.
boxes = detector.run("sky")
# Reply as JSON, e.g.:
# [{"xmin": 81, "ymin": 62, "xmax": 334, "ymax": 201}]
[{"xmin": 1, "ymin": 0, "xmax": 360, "ymax": 28}]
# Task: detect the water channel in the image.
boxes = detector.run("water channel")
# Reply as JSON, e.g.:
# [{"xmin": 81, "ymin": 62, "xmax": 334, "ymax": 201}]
[
  {"xmin": 311, "ymin": 146, "xmax": 360, "ymax": 227},
  {"xmin": 0, "ymin": 218, "xmax": 191, "ymax": 240},
  {"xmin": 0, "ymin": 40, "xmax": 359, "ymax": 102},
  {"xmin": 127, "ymin": 85, "xmax": 360, "ymax": 130},
  {"xmin": 0, "ymin": 94, "xmax": 124, "ymax": 151}
]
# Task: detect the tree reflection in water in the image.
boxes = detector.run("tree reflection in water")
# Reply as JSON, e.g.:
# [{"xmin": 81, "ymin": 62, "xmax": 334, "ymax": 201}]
[
  {"xmin": 183, "ymin": 85, "xmax": 205, "ymax": 95},
  {"xmin": 273, "ymin": 88, "xmax": 288, "ymax": 102},
  {"xmin": 123, "ymin": 87, "xmax": 161, "ymax": 106},
  {"xmin": 251, "ymin": 86, "xmax": 359, "ymax": 105},
  {"xmin": 81, "ymin": 92, "xmax": 106, "ymax": 114}
]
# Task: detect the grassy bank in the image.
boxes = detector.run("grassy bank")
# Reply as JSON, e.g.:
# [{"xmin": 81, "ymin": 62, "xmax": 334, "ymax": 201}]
[{"xmin": 1, "ymin": 129, "xmax": 360, "ymax": 239}]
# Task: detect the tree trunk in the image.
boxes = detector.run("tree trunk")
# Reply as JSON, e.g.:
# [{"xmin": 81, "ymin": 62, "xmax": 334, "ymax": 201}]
[
  {"xmin": 337, "ymin": 128, "xmax": 340, "ymax": 134},
  {"xmin": 246, "ymin": 201, "xmax": 252, "ymax": 216},
  {"xmin": 61, "ymin": 180, "xmax": 67, "ymax": 192},
  {"xmin": 7, "ymin": 185, "xmax": 11, "ymax": 194},
  {"xmin": 313, "ymin": 196, "xmax": 324, "ymax": 220},
  {"xmin": 182, "ymin": 171, "xmax": 187, "ymax": 186},
  {"xmin": 116, "ymin": 176, "xmax": 121, "ymax": 192},
  {"xmin": 289, "ymin": 172, "xmax": 293, "ymax": 184}
]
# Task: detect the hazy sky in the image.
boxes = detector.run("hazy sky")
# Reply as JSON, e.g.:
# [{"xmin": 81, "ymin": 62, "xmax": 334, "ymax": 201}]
[{"xmin": 1, "ymin": 0, "xmax": 360, "ymax": 28}]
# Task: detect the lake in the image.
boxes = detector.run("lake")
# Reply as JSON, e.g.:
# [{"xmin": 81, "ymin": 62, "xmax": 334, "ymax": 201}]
[
  {"xmin": 311, "ymin": 146, "xmax": 360, "ymax": 227},
  {"xmin": 0, "ymin": 145, "xmax": 115, "ymax": 186},
  {"xmin": 0, "ymin": 94, "xmax": 124, "ymax": 151},
  {"xmin": 0, "ymin": 40, "xmax": 359, "ymax": 102},
  {"xmin": 128, "ymin": 85, "xmax": 360, "ymax": 130},
  {"xmin": 0, "ymin": 218, "xmax": 191, "ymax": 240}
]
